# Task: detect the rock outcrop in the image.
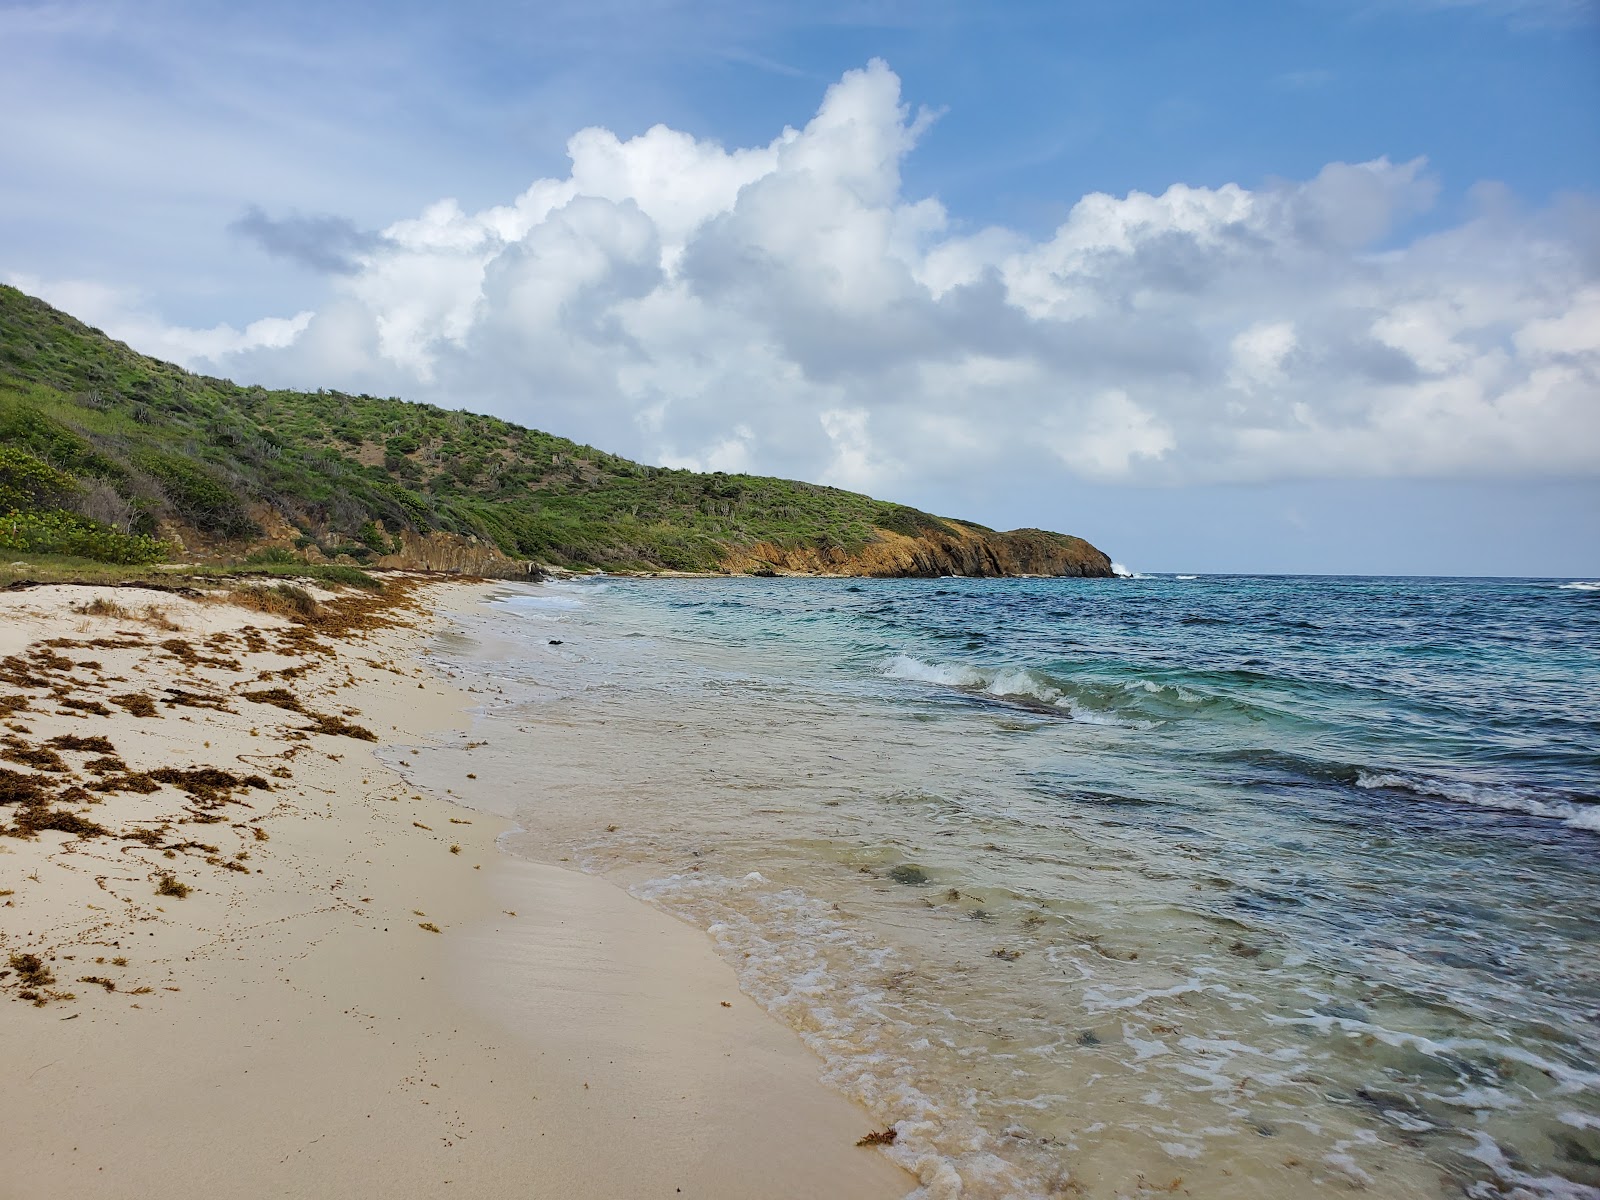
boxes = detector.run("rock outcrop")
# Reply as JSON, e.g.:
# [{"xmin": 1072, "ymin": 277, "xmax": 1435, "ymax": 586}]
[
  {"xmin": 718, "ymin": 523, "xmax": 1114, "ymax": 578},
  {"xmin": 373, "ymin": 530, "xmax": 540, "ymax": 578}
]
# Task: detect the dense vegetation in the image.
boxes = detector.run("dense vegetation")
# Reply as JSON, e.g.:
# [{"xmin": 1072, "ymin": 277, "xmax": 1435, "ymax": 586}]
[{"xmin": 0, "ymin": 285, "xmax": 1003, "ymax": 571}]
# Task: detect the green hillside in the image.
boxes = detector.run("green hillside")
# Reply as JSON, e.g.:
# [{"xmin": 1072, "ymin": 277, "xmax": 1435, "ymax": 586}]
[{"xmin": 0, "ymin": 285, "xmax": 1097, "ymax": 575}]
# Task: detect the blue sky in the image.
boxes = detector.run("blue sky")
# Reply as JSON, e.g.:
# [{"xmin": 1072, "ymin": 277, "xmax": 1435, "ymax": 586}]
[{"xmin": 3, "ymin": 0, "xmax": 1598, "ymax": 574}]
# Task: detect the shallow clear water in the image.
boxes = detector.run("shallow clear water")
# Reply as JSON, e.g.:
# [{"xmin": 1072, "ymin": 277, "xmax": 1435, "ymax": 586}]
[{"xmin": 415, "ymin": 574, "xmax": 1600, "ymax": 1199}]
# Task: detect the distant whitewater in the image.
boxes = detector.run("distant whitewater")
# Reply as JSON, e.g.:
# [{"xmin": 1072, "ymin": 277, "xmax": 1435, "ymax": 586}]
[{"xmin": 425, "ymin": 573, "xmax": 1600, "ymax": 1200}]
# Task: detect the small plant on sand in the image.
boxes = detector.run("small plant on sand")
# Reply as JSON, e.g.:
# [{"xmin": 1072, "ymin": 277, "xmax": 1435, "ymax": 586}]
[
  {"xmin": 417, "ymin": 921, "xmax": 441, "ymax": 933},
  {"xmin": 77, "ymin": 596, "xmax": 130, "ymax": 618},
  {"xmin": 856, "ymin": 1127, "xmax": 898, "ymax": 1147},
  {"xmin": 139, "ymin": 607, "xmax": 181, "ymax": 632},
  {"xmin": 155, "ymin": 872, "xmax": 191, "ymax": 899}
]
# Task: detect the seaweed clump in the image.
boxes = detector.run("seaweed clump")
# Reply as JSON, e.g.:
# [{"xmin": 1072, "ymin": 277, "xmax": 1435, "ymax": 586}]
[
  {"xmin": 46, "ymin": 733, "xmax": 116, "ymax": 754},
  {"xmin": 239, "ymin": 687, "xmax": 304, "ymax": 713},
  {"xmin": 856, "ymin": 1128, "xmax": 898, "ymax": 1147},
  {"xmin": 58, "ymin": 697, "xmax": 111, "ymax": 716},
  {"xmin": 5, "ymin": 952, "xmax": 73, "ymax": 1006},
  {"xmin": 302, "ymin": 713, "xmax": 377, "ymax": 741},
  {"xmin": 0, "ymin": 767, "xmax": 107, "ymax": 839},
  {"xmin": 109, "ymin": 692, "xmax": 160, "ymax": 718}
]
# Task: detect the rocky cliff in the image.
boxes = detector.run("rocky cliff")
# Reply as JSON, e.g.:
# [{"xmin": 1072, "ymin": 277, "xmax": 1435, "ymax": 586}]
[
  {"xmin": 719, "ymin": 523, "xmax": 1114, "ymax": 578},
  {"xmin": 372, "ymin": 530, "xmax": 540, "ymax": 578}
]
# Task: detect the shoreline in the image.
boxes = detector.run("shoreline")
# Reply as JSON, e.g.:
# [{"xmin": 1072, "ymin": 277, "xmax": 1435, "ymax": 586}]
[{"xmin": 0, "ymin": 577, "xmax": 910, "ymax": 1199}]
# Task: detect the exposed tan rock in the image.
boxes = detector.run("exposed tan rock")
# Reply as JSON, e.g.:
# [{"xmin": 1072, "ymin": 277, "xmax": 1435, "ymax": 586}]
[
  {"xmin": 719, "ymin": 522, "xmax": 1113, "ymax": 578},
  {"xmin": 373, "ymin": 529, "xmax": 540, "ymax": 578}
]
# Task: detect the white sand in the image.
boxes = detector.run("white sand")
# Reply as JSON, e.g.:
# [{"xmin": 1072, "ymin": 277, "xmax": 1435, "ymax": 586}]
[{"xmin": 0, "ymin": 579, "xmax": 910, "ymax": 1198}]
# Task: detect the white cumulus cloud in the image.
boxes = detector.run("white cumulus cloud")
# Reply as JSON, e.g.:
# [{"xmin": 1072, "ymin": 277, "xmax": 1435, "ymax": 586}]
[{"xmin": 24, "ymin": 59, "xmax": 1600, "ymax": 496}]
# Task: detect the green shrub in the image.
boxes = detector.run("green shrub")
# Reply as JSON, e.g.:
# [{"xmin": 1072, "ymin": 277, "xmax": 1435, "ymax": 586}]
[
  {"xmin": 132, "ymin": 449, "xmax": 259, "ymax": 538},
  {"xmin": 0, "ymin": 445, "xmax": 79, "ymax": 512},
  {"xmin": 0, "ymin": 508, "xmax": 168, "ymax": 564},
  {"xmin": 243, "ymin": 546, "xmax": 299, "ymax": 565},
  {"xmin": 307, "ymin": 563, "xmax": 382, "ymax": 590},
  {"xmin": 356, "ymin": 520, "xmax": 396, "ymax": 555}
]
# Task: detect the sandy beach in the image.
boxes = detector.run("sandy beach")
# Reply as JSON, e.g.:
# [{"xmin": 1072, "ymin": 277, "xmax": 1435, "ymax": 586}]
[{"xmin": 0, "ymin": 576, "xmax": 911, "ymax": 1200}]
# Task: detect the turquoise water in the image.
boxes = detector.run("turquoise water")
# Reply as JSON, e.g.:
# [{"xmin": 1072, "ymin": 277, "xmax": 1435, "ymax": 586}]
[{"xmin": 436, "ymin": 574, "xmax": 1600, "ymax": 1198}]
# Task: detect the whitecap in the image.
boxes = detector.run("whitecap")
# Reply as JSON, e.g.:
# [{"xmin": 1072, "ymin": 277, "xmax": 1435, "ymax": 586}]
[
  {"xmin": 1556, "ymin": 581, "xmax": 1600, "ymax": 591},
  {"xmin": 1067, "ymin": 706, "xmax": 1138, "ymax": 727},
  {"xmin": 883, "ymin": 654, "xmax": 1061, "ymax": 705},
  {"xmin": 884, "ymin": 654, "xmax": 986, "ymax": 689},
  {"xmin": 1355, "ymin": 770, "xmax": 1600, "ymax": 834}
]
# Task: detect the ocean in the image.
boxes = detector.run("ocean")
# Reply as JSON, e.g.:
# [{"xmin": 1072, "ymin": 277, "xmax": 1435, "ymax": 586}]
[{"xmin": 401, "ymin": 574, "xmax": 1600, "ymax": 1199}]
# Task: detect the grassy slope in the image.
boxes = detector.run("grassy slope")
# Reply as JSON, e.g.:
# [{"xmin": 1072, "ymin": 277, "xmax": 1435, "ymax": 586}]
[{"xmin": 0, "ymin": 285, "xmax": 1084, "ymax": 573}]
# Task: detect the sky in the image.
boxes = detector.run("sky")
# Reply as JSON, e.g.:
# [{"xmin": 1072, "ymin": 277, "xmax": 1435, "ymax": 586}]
[{"xmin": 3, "ymin": 0, "xmax": 1598, "ymax": 575}]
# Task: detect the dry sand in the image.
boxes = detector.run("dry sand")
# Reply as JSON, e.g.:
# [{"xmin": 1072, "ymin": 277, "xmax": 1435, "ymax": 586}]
[{"xmin": 0, "ymin": 577, "xmax": 911, "ymax": 1199}]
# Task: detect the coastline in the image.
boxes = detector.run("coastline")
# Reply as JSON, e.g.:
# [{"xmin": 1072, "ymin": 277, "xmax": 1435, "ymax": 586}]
[{"xmin": 0, "ymin": 577, "xmax": 910, "ymax": 1199}]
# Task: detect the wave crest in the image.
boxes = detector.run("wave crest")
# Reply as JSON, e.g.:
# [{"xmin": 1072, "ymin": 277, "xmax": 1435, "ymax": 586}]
[
  {"xmin": 882, "ymin": 654, "xmax": 1155, "ymax": 726},
  {"xmin": 1356, "ymin": 771, "xmax": 1599, "ymax": 833}
]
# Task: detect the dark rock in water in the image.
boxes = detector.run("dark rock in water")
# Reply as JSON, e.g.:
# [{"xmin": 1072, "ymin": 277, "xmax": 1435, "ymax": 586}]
[
  {"xmin": 1252, "ymin": 1122, "xmax": 1278, "ymax": 1137},
  {"xmin": 1076, "ymin": 1030, "xmax": 1101, "ymax": 1047},
  {"xmin": 548, "ymin": 639, "xmax": 563, "ymax": 645},
  {"xmin": 1315, "ymin": 1003, "xmax": 1372, "ymax": 1023},
  {"xmin": 887, "ymin": 864, "xmax": 929, "ymax": 886},
  {"xmin": 1354, "ymin": 1089, "xmax": 1433, "ymax": 1125},
  {"xmin": 1228, "ymin": 940, "xmax": 1264, "ymax": 959}
]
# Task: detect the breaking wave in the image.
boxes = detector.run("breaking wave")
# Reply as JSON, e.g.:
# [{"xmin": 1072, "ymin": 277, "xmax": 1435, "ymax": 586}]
[{"xmin": 1356, "ymin": 770, "xmax": 1600, "ymax": 833}]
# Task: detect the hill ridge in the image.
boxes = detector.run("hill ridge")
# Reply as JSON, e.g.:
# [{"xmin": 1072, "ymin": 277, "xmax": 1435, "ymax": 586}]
[{"xmin": 0, "ymin": 285, "xmax": 1113, "ymax": 579}]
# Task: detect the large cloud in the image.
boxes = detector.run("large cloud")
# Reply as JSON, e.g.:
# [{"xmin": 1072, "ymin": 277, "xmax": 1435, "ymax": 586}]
[{"xmin": 25, "ymin": 60, "xmax": 1600, "ymax": 494}]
